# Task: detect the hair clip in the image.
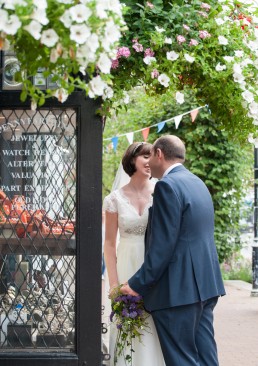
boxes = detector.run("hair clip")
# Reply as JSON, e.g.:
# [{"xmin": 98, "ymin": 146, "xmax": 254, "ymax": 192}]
[{"xmin": 132, "ymin": 142, "xmax": 144, "ymax": 156}]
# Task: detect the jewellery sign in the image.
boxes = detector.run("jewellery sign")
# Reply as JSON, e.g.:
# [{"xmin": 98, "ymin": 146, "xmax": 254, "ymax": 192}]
[{"xmin": 0, "ymin": 109, "xmax": 76, "ymax": 234}]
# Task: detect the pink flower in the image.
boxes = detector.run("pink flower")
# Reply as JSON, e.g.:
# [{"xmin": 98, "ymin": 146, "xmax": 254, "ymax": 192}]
[
  {"xmin": 111, "ymin": 59, "xmax": 119, "ymax": 69},
  {"xmin": 183, "ymin": 24, "xmax": 190, "ymax": 31},
  {"xmin": 197, "ymin": 11, "xmax": 208, "ymax": 18},
  {"xmin": 146, "ymin": 1, "xmax": 154, "ymax": 8},
  {"xmin": 117, "ymin": 46, "xmax": 131, "ymax": 58},
  {"xmin": 201, "ymin": 2, "xmax": 211, "ymax": 11},
  {"xmin": 177, "ymin": 35, "xmax": 186, "ymax": 44},
  {"xmin": 144, "ymin": 48, "xmax": 155, "ymax": 57},
  {"xmin": 199, "ymin": 30, "xmax": 211, "ymax": 39},
  {"xmin": 132, "ymin": 42, "xmax": 144, "ymax": 52},
  {"xmin": 151, "ymin": 69, "xmax": 159, "ymax": 78},
  {"xmin": 132, "ymin": 39, "xmax": 138, "ymax": 43},
  {"xmin": 189, "ymin": 39, "xmax": 199, "ymax": 46}
]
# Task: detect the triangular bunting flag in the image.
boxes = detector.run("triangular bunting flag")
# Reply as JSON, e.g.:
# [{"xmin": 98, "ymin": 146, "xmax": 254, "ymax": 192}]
[
  {"xmin": 157, "ymin": 121, "xmax": 166, "ymax": 133},
  {"xmin": 126, "ymin": 132, "xmax": 134, "ymax": 144},
  {"xmin": 190, "ymin": 109, "xmax": 199, "ymax": 123},
  {"xmin": 111, "ymin": 136, "xmax": 118, "ymax": 152},
  {"xmin": 141, "ymin": 127, "xmax": 150, "ymax": 141},
  {"xmin": 174, "ymin": 115, "xmax": 183, "ymax": 129}
]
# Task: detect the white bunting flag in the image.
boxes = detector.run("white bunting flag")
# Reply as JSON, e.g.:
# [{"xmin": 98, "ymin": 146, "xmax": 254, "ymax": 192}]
[
  {"xmin": 174, "ymin": 115, "xmax": 183, "ymax": 129},
  {"xmin": 126, "ymin": 132, "xmax": 134, "ymax": 144}
]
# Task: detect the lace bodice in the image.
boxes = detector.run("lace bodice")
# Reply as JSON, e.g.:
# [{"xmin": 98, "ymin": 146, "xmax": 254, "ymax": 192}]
[{"xmin": 103, "ymin": 189, "xmax": 153, "ymax": 238}]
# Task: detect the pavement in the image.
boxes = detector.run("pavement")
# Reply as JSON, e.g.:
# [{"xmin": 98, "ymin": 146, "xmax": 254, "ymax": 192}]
[{"xmin": 214, "ymin": 280, "xmax": 258, "ymax": 366}]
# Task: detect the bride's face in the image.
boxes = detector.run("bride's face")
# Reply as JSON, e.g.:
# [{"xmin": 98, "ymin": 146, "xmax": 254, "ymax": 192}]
[{"xmin": 134, "ymin": 154, "xmax": 151, "ymax": 177}]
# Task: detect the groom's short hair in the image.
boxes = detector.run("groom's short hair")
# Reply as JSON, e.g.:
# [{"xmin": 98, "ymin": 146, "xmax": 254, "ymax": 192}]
[
  {"xmin": 122, "ymin": 142, "xmax": 152, "ymax": 177},
  {"xmin": 154, "ymin": 135, "xmax": 185, "ymax": 162}
]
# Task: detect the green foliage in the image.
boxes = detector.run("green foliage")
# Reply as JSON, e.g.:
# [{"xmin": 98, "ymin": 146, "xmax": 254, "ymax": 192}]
[
  {"xmin": 103, "ymin": 89, "xmax": 253, "ymax": 262},
  {"xmin": 221, "ymin": 255, "xmax": 252, "ymax": 283}
]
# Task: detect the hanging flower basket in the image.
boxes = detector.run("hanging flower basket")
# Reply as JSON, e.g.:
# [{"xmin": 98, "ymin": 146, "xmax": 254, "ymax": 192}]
[{"xmin": 0, "ymin": 0, "xmax": 124, "ymax": 108}]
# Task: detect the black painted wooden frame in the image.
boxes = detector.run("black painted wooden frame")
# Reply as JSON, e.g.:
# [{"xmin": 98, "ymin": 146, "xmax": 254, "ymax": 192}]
[{"xmin": 0, "ymin": 91, "xmax": 102, "ymax": 366}]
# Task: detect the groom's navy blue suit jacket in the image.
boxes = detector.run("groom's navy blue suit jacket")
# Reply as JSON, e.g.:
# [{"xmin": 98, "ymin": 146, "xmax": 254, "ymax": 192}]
[{"xmin": 128, "ymin": 165, "xmax": 225, "ymax": 311}]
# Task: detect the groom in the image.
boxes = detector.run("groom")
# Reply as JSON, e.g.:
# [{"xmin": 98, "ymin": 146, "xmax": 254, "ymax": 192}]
[{"xmin": 121, "ymin": 135, "xmax": 225, "ymax": 366}]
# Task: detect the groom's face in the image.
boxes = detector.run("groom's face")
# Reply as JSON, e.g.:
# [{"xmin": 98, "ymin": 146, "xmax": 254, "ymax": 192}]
[{"xmin": 149, "ymin": 148, "xmax": 162, "ymax": 179}]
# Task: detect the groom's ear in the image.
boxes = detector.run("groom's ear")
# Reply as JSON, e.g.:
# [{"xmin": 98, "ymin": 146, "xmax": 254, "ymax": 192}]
[{"xmin": 156, "ymin": 148, "xmax": 162, "ymax": 159}]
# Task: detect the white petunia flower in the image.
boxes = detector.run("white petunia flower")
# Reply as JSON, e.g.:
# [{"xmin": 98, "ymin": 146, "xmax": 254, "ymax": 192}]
[
  {"xmin": 96, "ymin": 4, "xmax": 108, "ymax": 19},
  {"xmin": 247, "ymin": 40, "xmax": 258, "ymax": 51},
  {"xmin": 215, "ymin": 63, "xmax": 226, "ymax": 71},
  {"xmin": 175, "ymin": 91, "xmax": 184, "ymax": 104},
  {"xmin": 2, "ymin": 0, "xmax": 26, "ymax": 9},
  {"xmin": 158, "ymin": 73, "xmax": 170, "ymax": 87},
  {"xmin": 233, "ymin": 72, "xmax": 245, "ymax": 83},
  {"xmin": 164, "ymin": 37, "xmax": 172, "ymax": 44},
  {"xmin": 54, "ymin": 88, "xmax": 69, "ymax": 103},
  {"xmin": 155, "ymin": 26, "xmax": 165, "ymax": 33},
  {"xmin": 86, "ymin": 34, "xmax": 99, "ymax": 53},
  {"xmin": 0, "ymin": 10, "xmax": 8, "ymax": 31},
  {"xmin": 70, "ymin": 24, "xmax": 91, "ymax": 44},
  {"xmin": 24, "ymin": 20, "xmax": 42, "ymax": 40},
  {"xmin": 143, "ymin": 56, "xmax": 156, "ymax": 65},
  {"xmin": 33, "ymin": 0, "xmax": 47, "ymax": 9},
  {"xmin": 32, "ymin": 9, "xmax": 49, "ymax": 25},
  {"xmin": 103, "ymin": 86, "xmax": 114, "ymax": 100},
  {"xmin": 249, "ymin": 101, "xmax": 258, "ymax": 115},
  {"xmin": 215, "ymin": 18, "xmax": 225, "ymax": 25},
  {"xmin": 242, "ymin": 90, "xmax": 254, "ymax": 103},
  {"xmin": 41, "ymin": 29, "xmax": 59, "ymax": 47},
  {"xmin": 184, "ymin": 54, "xmax": 195, "ymax": 63},
  {"xmin": 4, "ymin": 15, "xmax": 22, "ymax": 35},
  {"xmin": 223, "ymin": 56, "xmax": 234, "ymax": 62},
  {"xmin": 97, "ymin": 53, "xmax": 112, "ymax": 74},
  {"xmin": 218, "ymin": 36, "xmax": 228, "ymax": 45},
  {"xmin": 69, "ymin": 4, "xmax": 92, "ymax": 23},
  {"xmin": 241, "ymin": 58, "xmax": 253, "ymax": 67},
  {"xmin": 166, "ymin": 51, "xmax": 179, "ymax": 61},
  {"xmin": 248, "ymin": 134, "xmax": 254, "ymax": 143},
  {"xmin": 104, "ymin": 20, "xmax": 121, "ymax": 44},
  {"xmin": 60, "ymin": 10, "xmax": 72, "ymax": 28},
  {"xmin": 234, "ymin": 50, "xmax": 244, "ymax": 58},
  {"xmin": 233, "ymin": 63, "xmax": 242, "ymax": 74},
  {"xmin": 88, "ymin": 75, "xmax": 107, "ymax": 98}
]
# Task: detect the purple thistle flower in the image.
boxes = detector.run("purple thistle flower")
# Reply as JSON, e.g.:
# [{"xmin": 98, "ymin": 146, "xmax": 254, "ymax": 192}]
[
  {"xmin": 117, "ymin": 323, "xmax": 122, "ymax": 329},
  {"xmin": 122, "ymin": 309, "xmax": 129, "ymax": 317}
]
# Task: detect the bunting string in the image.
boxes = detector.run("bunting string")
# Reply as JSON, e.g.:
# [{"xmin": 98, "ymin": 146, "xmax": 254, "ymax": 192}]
[{"xmin": 103, "ymin": 105, "xmax": 208, "ymax": 151}]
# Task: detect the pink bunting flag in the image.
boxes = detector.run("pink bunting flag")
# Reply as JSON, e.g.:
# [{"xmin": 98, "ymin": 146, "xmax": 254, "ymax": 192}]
[
  {"xmin": 190, "ymin": 109, "xmax": 199, "ymax": 123},
  {"xmin": 141, "ymin": 127, "xmax": 150, "ymax": 141}
]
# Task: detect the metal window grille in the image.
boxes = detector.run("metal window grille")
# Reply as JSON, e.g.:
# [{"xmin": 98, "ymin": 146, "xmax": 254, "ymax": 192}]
[{"xmin": 0, "ymin": 108, "xmax": 76, "ymax": 351}]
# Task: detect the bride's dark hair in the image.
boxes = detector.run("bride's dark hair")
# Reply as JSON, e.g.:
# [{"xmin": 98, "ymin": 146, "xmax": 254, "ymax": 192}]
[{"xmin": 122, "ymin": 142, "xmax": 152, "ymax": 177}]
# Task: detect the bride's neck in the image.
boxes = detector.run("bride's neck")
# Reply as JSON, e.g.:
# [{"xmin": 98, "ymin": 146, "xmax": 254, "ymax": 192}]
[{"xmin": 129, "ymin": 175, "xmax": 150, "ymax": 191}]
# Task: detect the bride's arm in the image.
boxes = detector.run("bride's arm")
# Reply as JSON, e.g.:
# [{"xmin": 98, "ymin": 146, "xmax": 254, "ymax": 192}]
[{"xmin": 104, "ymin": 211, "xmax": 119, "ymax": 291}]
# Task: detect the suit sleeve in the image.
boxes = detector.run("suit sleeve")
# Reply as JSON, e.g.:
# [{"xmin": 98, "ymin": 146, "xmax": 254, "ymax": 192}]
[{"xmin": 128, "ymin": 179, "xmax": 182, "ymax": 296}]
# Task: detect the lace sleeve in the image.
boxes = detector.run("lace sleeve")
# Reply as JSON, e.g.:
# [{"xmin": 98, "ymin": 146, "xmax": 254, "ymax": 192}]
[{"xmin": 103, "ymin": 191, "xmax": 118, "ymax": 213}]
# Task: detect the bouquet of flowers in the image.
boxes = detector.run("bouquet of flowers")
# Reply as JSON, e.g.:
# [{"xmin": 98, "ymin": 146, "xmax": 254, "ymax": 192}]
[{"xmin": 109, "ymin": 285, "xmax": 150, "ymax": 365}]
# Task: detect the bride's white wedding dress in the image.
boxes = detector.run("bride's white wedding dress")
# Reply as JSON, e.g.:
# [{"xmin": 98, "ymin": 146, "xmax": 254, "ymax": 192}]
[{"xmin": 103, "ymin": 188, "xmax": 164, "ymax": 366}]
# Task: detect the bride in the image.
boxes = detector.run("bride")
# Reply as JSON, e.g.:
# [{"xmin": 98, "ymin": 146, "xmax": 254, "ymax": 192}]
[{"xmin": 103, "ymin": 142, "xmax": 164, "ymax": 366}]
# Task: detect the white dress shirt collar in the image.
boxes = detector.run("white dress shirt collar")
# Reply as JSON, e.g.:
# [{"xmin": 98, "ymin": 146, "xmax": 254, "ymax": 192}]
[{"xmin": 162, "ymin": 163, "xmax": 182, "ymax": 178}]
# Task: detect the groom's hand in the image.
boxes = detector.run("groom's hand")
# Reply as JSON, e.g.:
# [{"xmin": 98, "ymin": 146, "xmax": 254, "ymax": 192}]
[{"xmin": 120, "ymin": 282, "xmax": 139, "ymax": 296}]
